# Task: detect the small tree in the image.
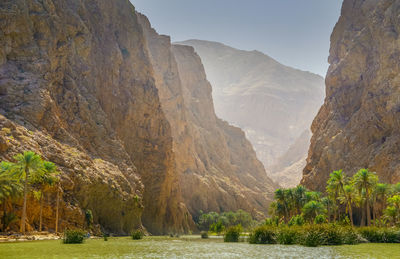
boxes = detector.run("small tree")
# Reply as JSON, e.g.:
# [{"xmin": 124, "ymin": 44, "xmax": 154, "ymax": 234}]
[
  {"xmin": 31, "ymin": 161, "xmax": 58, "ymax": 232},
  {"xmin": 13, "ymin": 151, "xmax": 43, "ymax": 234},
  {"xmin": 352, "ymin": 169, "xmax": 378, "ymax": 226},
  {"xmin": 0, "ymin": 162, "xmax": 22, "ymax": 231}
]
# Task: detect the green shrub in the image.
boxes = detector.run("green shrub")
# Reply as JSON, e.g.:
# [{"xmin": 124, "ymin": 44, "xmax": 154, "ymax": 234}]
[
  {"xmin": 288, "ymin": 215, "xmax": 304, "ymax": 226},
  {"xmin": 321, "ymin": 224, "xmax": 343, "ymax": 245},
  {"xmin": 277, "ymin": 227, "xmax": 301, "ymax": 245},
  {"xmin": 381, "ymin": 228, "xmax": 400, "ymax": 243},
  {"xmin": 314, "ymin": 215, "xmax": 327, "ymax": 225},
  {"xmin": 265, "ymin": 217, "xmax": 279, "ymax": 226},
  {"xmin": 200, "ymin": 231, "xmax": 209, "ymax": 239},
  {"xmin": 359, "ymin": 227, "xmax": 400, "ymax": 243},
  {"xmin": 300, "ymin": 225, "xmax": 323, "ymax": 247},
  {"xmin": 224, "ymin": 225, "xmax": 242, "ymax": 242},
  {"xmin": 342, "ymin": 227, "xmax": 364, "ymax": 245},
  {"xmin": 249, "ymin": 226, "xmax": 276, "ymax": 244},
  {"xmin": 63, "ymin": 229, "xmax": 86, "ymax": 244},
  {"xmin": 85, "ymin": 209, "xmax": 93, "ymax": 228},
  {"xmin": 131, "ymin": 230, "xmax": 144, "ymax": 240},
  {"xmin": 210, "ymin": 221, "xmax": 225, "ymax": 234},
  {"xmin": 358, "ymin": 227, "xmax": 384, "ymax": 243}
]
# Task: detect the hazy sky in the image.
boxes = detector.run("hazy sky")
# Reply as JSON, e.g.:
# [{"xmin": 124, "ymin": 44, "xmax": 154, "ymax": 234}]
[{"xmin": 130, "ymin": 0, "xmax": 343, "ymax": 77}]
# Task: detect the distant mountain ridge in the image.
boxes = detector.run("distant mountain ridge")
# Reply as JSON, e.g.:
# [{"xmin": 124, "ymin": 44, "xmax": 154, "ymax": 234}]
[{"xmin": 177, "ymin": 40, "xmax": 325, "ymax": 187}]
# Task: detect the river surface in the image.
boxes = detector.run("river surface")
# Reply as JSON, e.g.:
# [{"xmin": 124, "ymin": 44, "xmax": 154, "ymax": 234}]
[{"xmin": 0, "ymin": 236, "xmax": 399, "ymax": 258}]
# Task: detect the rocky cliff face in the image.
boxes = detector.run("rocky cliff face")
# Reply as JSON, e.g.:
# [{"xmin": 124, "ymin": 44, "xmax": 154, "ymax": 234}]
[
  {"xmin": 138, "ymin": 16, "xmax": 277, "ymax": 219},
  {"xmin": 302, "ymin": 0, "xmax": 400, "ymax": 190},
  {"xmin": 177, "ymin": 40, "xmax": 325, "ymax": 187},
  {"xmin": 0, "ymin": 0, "xmax": 190, "ymax": 234},
  {"xmin": 172, "ymin": 45, "xmax": 277, "ymax": 218}
]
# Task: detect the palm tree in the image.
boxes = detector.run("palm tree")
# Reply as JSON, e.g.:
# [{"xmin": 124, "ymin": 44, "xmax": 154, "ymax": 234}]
[
  {"xmin": 327, "ymin": 170, "xmax": 347, "ymax": 223},
  {"xmin": 293, "ymin": 185, "xmax": 307, "ymax": 215},
  {"xmin": 0, "ymin": 162, "xmax": 22, "ymax": 231},
  {"xmin": 274, "ymin": 189, "xmax": 289, "ymax": 222},
  {"xmin": 284, "ymin": 188, "xmax": 295, "ymax": 218},
  {"xmin": 384, "ymin": 195, "xmax": 400, "ymax": 226},
  {"xmin": 374, "ymin": 183, "xmax": 389, "ymax": 226},
  {"xmin": 31, "ymin": 161, "xmax": 58, "ymax": 232},
  {"xmin": 338, "ymin": 184, "xmax": 355, "ymax": 225},
  {"xmin": 352, "ymin": 169, "xmax": 378, "ymax": 226},
  {"xmin": 13, "ymin": 151, "xmax": 43, "ymax": 234},
  {"xmin": 321, "ymin": 196, "xmax": 334, "ymax": 222},
  {"xmin": 302, "ymin": 200, "xmax": 325, "ymax": 223}
]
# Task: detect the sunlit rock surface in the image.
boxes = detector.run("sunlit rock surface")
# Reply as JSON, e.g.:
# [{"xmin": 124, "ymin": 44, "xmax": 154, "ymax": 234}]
[
  {"xmin": 178, "ymin": 40, "xmax": 325, "ymax": 187},
  {"xmin": 302, "ymin": 0, "xmax": 400, "ymax": 190}
]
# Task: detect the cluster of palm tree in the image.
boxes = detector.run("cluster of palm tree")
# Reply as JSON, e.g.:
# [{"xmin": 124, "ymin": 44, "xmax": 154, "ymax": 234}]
[
  {"xmin": 0, "ymin": 151, "xmax": 61, "ymax": 234},
  {"xmin": 270, "ymin": 168, "xmax": 400, "ymax": 227}
]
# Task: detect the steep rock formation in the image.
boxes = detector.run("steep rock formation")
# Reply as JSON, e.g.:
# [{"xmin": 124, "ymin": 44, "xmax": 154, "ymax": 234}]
[
  {"xmin": 138, "ymin": 15, "xmax": 277, "ymax": 219},
  {"xmin": 0, "ymin": 0, "xmax": 190, "ymax": 234},
  {"xmin": 302, "ymin": 0, "xmax": 400, "ymax": 191},
  {"xmin": 172, "ymin": 45, "xmax": 277, "ymax": 218},
  {"xmin": 177, "ymin": 40, "xmax": 325, "ymax": 187}
]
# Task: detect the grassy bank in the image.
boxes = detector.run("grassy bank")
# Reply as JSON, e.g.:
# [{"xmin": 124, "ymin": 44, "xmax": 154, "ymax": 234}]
[
  {"xmin": 246, "ymin": 224, "xmax": 400, "ymax": 247},
  {"xmin": 0, "ymin": 236, "xmax": 399, "ymax": 259}
]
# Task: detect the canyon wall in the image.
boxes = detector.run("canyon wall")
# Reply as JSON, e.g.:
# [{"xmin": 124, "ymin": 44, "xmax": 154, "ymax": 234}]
[
  {"xmin": 0, "ymin": 0, "xmax": 277, "ymax": 234},
  {"xmin": 178, "ymin": 40, "xmax": 325, "ymax": 187},
  {"xmin": 302, "ymin": 0, "xmax": 400, "ymax": 190},
  {"xmin": 138, "ymin": 15, "xmax": 277, "ymax": 219},
  {"xmin": 0, "ymin": 0, "xmax": 190, "ymax": 234}
]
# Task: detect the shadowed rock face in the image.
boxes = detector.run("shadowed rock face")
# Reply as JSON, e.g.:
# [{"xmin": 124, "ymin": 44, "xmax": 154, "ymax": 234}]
[
  {"xmin": 0, "ymin": 0, "xmax": 190, "ymax": 234},
  {"xmin": 138, "ymin": 14, "xmax": 277, "ymax": 220},
  {"xmin": 177, "ymin": 40, "xmax": 325, "ymax": 187},
  {"xmin": 302, "ymin": 0, "xmax": 400, "ymax": 191}
]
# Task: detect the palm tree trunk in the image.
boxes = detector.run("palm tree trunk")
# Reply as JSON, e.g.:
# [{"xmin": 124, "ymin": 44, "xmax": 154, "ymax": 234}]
[
  {"xmin": 39, "ymin": 191, "xmax": 43, "ymax": 232},
  {"xmin": 2, "ymin": 199, "xmax": 6, "ymax": 231},
  {"xmin": 20, "ymin": 167, "xmax": 29, "ymax": 234},
  {"xmin": 360, "ymin": 207, "xmax": 365, "ymax": 226},
  {"xmin": 55, "ymin": 183, "xmax": 60, "ymax": 233},
  {"xmin": 366, "ymin": 191, "xmax": 371, "ymax": 226},
  {"xmin": 348, "ymin": 201, "xmax": 353, "ymax": 226}
]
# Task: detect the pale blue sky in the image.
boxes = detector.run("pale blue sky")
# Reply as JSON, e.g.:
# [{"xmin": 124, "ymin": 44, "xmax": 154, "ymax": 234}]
[{"xmin": 130, "ymin": 0, "xmax": 343, "ymax": 76}]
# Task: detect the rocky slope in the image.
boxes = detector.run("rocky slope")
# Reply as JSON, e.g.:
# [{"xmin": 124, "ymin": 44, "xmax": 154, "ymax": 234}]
[
  {"xmin": 302, "ymin": 0, "xmax": 400, "ymax": 190},
  {"xmin": 138, "ymin": 14, "xmax": 277, "ymax": 219},
  {"xmin": 270, "ymin": 130, "xmax": 311, "ymax": 188},
  {"xmin": 0, "ymin": 0, "xmax": 191, "ymax": 234},
  {"xmin": 177, "ymin": 40, "xmax": 325, "ymax": 187}
]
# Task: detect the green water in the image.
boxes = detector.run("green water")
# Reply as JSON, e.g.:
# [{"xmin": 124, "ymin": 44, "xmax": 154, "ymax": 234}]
[{"xmin": 0, "ymin": 236, "xmax": 399, "ymax": 259}]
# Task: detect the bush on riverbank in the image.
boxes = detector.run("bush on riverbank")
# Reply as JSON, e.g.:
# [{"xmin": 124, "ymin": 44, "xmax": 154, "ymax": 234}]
[
  {"xmin": 131, "ymin": 230, "xmax": 144, "ymax": 240},
  {"xmin": 224, "ymin": 225, "xmax": 242, "ymax": 242},
  {"xmin": 247, "ymin": 224, "xmax": 383, "ymax": 247},
  {"xmin": 249, "ymin": 226, "xmax": 276, "ymax": 244},
  {"xmin": 200, "ymin": 231, "xmax": 209, "ymax": 239},
  {"xmin": 63, "ymin": 229, "xmax": 86, "ymax": 244},
  {"xmin": 358, "ymin": 227, "xmax": 400, "ymax": 243},
  {"xmin": 276, "ymin": 226, "xmax": 301, "ymax": 244}
]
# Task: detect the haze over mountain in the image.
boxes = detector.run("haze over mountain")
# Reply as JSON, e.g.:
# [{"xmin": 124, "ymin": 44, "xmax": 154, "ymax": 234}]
[{"xmin": 177, "ymin": 40, "xmax": 325, "ymax": 187}]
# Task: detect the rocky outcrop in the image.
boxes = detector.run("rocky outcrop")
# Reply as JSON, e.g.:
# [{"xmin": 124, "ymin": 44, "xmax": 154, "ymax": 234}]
[
  {"xmin": 302, "ymin": 0, "xmax": 400, "ymax": 191},
  {"xmin": 0, "ymin": 0, "xmax": 190, "ymax": 234},
  {"xmin": 172, "ymin": 45, "xmax": 277, "ymax": 219},
  {"xmin": 177, "ymin": 40, "xmax": 325, "ymax": 187},
  {"xmin": 138, "ymin": 15, "xmax": 277, "ymax": 219}
]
